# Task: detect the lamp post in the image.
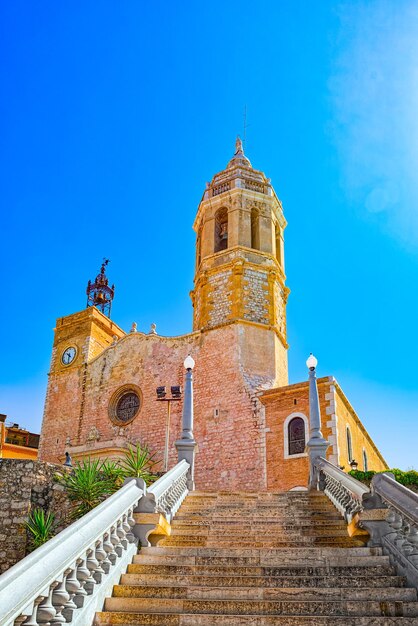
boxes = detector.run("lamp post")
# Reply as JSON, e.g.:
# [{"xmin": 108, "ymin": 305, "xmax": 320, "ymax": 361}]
[
  {"xmin": 175, "ymin": 355, "xmax": 197, "ymax": 490},
  {"xmin": 306, "ymin": 353, "xmax": 329, "ymax": 490},
  {"xmin": 156, "ymin": 385, "xmax": 182, "ymax": 472},
  {"xmin": 350, "ymin": 459, "xmax": 359, "ymax": 471}
]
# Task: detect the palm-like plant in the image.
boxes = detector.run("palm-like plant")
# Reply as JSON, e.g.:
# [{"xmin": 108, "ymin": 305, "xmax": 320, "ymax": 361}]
[
  {"xmin": 119, "ymin": 443, "xmax": 158, "ymax": 484},
  {"xmin": 56, "ymin": 458, "xmax": 114, "ymax": 520},
  {"xmin": 25, "ymin": 509, "xmax": 56, "ymax": 550},
  {"xmin": 100, "ymin": 459, "xmax": 125, "ymax": 492}
]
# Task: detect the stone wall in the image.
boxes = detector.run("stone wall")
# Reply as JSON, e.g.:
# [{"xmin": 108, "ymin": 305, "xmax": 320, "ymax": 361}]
[
  {"xmin": 0, "ymin": 459, "xmax": 72, "ymax": 573},
  {"xmin": 261, "ymin": 376, "xmax": 388, "ymax": 492}
]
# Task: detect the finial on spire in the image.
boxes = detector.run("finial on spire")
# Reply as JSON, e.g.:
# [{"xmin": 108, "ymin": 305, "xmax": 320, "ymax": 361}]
[{"xmin": 235, "ymin": 136, "xmax": 244, "ymax": 155}]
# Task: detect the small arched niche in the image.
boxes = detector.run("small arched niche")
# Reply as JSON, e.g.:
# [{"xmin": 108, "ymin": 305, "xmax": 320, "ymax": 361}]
[
  {"xmin": 214, "ymin": 208, "xmax": 228, "ymax": 253},
  {"xmin": 251, "ymin": 209, "xmax": 260, "ymax": 250},
  {"xmin": 275, "ymin": 223, "xmax": 282, "ymax": 265}
]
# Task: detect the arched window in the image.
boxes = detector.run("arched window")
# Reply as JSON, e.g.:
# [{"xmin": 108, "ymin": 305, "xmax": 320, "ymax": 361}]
[
  {"xmin": 196, "ymin": 224, "xmax": 203, "ymax": 268},
  {"xmin": 363, "ymin": 449, "xmax": 368, "ymax": 472},
  {"xmin": 251, "ymin": 209, "xmax": 260, "ymax": 250},
  {"xmin": 346, "ymin": 427, "xmax": 353, "ymax": 462},
  {"xmin": 214, "ymin": 208, "xmax": 228, "ymax": 252},
  {"xmin": 275, "ymin": 224, "xmax": 282, "ymax": 265},
  {"xmin": 288, "ymin": 417, "xmax": 306, "ymax": 456}
]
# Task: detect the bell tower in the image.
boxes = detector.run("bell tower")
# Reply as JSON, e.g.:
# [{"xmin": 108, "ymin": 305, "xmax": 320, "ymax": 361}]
[{"xmin": 191, "ymin": 138, "xmax": 289, "ymax": 386}]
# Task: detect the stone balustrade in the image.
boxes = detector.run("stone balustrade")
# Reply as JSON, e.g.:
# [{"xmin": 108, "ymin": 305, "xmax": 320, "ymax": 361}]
[
  {"xmin": 359, "ymin": 472, "xmax": 418, "ymax": 590},
  {"xmin": 312, "ymin": 456, "xmax": 418, "ymax": 590},
  {"xmin": 314, "ymin": 456, "xmax": 369, "ymax": 523},
  {"xmin": 0, "ymin": 460, "xmax": 190, "ymax": 626}
]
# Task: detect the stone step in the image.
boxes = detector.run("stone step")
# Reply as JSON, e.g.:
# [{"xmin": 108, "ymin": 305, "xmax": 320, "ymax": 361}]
[
  {"xmin": 139, "ymin": 545, "xmax": 382, "ymax": 558},
  {"xmin": 172, "ymin": 516, "xmax": 347, "ymax": 529},
  {"xmin": 180, "ymin": 501, "xmax": 335, "ymax": 511},
  {"xmin": 159, "ymin": 537, "xmax": 364, "ymax": 548},
  {"xmin": 174, "ymin": 512, "xmax": 342, "ymax": 520},
  {"xmin": 121, "ymin": 572, "xmax": 406, "ymax": 589},
  {"xmin": 127, "ymin": 562, "xmax": 395, "ymax": 577},
  {"xmin": 102, "ymin": 597, "xmax": 418, "ymax": 617},
  {"xmin": 134, "ymin": 553, "xmax": 382, "ymax": 567},
  {"xmin": 111, "ymin": 584, "xmax": 417, "ymax": 602},
  {"xmin": 168, "ymin": 527, "xmax": 350, "ymax": 537},
  {"xmin": 93, "ymin": 613, "xmax": 418, "ymax": 625},
  {"xmin": 134, "ymin": 551, "xmax": 386, "ymax": 568},
  {"xmin": 188, "ymin": 491, "xmax": 325, "ymax": 498}
]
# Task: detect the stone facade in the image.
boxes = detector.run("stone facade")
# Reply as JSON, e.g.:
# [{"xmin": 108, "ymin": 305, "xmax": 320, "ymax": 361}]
[
  {"xmin": 0, "ymin": 460, "xmax": 72, "ymax": 573},
  {"xmin": 38, "ymin": 140, "xmax": 388, "ymax": 492},
  {"xmin": 260, "ymin": 377, "xmax": 387, "ymax": 492}
]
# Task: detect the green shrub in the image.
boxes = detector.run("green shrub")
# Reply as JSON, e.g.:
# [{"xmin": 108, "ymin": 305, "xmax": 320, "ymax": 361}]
[
  {"xmin": 119, "ymin": 443, "xmax": 158, "ymax": 483},
  {"xmin": 25, "ymin": 509, "xmax": 56, "ymax": 550},
  {"xmin": 349, "ymin": 468, "xmax": 418, "ymax": 487},
  {"xmin": 55, "ymin": 458, "xmax": 114, "ymax": 520}
]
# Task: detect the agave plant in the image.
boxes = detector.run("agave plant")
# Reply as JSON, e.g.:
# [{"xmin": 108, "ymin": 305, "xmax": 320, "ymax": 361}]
[
  {"xmin": 25, "ymin": 508, "xmax": 56, "ymax": 550},
  {"xmin": 99, "ymin": 459, "xmax": 125, "ymax": 492},
  {"xmin": 119, "ymin": 443, "xmax": 159, "ymax": 484},
  {"xmin": 56, "ymin": 458, "xmax": 114, "ymax": 519}
]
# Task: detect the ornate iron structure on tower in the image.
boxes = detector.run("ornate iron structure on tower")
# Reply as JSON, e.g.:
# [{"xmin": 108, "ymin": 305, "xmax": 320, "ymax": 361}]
[{"xmin": 86, "ymin": 259, "xmax": 115, "ymax": 318}]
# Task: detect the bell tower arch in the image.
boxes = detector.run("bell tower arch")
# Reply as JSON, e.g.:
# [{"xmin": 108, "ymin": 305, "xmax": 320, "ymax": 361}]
[{"xmin": 190, "ymin": 138, "xmax": 289, "ymax": 386}]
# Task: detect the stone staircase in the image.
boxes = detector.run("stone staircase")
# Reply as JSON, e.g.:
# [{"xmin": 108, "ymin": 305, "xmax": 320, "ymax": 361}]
[{"xmin": 95, "ymin": 491, "xmax": 418, "ymax": 625}]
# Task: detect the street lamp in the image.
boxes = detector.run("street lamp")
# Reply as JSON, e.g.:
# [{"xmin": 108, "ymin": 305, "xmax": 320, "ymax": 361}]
[
  {"xmin": 350, "ymin": 459, "xmax": 359, "ymax": 471},
  {"xmin": 156, "ymin": 385, "xmax": 182, "ymax": 473},
  {"xmin": 175, "ymin": 355, "xmax": 197, "ymax": 490},
  {"xmin": 306, "ymin": 353, "xmax": 329, "ymax": 489}
]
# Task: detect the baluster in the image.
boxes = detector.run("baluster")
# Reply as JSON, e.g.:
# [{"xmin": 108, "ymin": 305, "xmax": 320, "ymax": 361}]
[
  {"xmin": 21, "ymin": 596, "xmax": 43, "ymax": 626},
  {"xmin": 405, "ymin": 525, "xmax": 418, "ymax": 566},
  {"xmin": 110, "ymin": 525, "xmax": 122, "ymax": 558},
  {"xmin": 395, "ymin": 518, "xmax": 409, "ymax": 553},
  {"xmin": 86, "ymin": 547, "xmax": 101, "ymax": 586},
  {"xmin": 122, "ymin": 514, "xmax": 131, "ymax": 535},
  {"xmin": 116, "ymin": 519, "xmax": 127, "ymax": 550},
  {"xmin": 103, "ymin": 532, "xmax": 116, "ymax": 566},
  {"xmin": 51, "ymin": 573, "xmax": 70, "ymax": 625},
  {"xmin": 37, "ymin": 582, "xmax": 58, "ymax": 624},
  {"xmin": 77, "ymin": 555, "xmax": 94, "ymax": 596},
  {"xmin": 126, "ymin": 510, "xmax": 136, "ymax": 544},
  {"xmin": 62, "ymin": 566, "xmax": 80, "ymax": 619},
  {"xmin": 96, "ymin": 538, "xmax": 109, "ymax": 574}
]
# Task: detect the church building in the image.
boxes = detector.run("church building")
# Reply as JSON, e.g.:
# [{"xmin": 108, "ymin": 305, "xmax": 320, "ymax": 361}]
[{"xmin": 38, "ymin": 140, "xmax": 387, "ymax": 490}]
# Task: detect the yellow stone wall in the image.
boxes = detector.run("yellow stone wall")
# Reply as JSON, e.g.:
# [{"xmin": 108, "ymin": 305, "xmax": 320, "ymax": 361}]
[{"xmin": 333, "ymin": 383, "xmax": 387, "ymax": 472}]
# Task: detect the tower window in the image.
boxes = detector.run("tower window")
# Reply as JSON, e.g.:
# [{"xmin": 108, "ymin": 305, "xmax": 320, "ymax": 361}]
[
  {"xmin": 288, "ymin": 417, "xmax": 305, "ymax": 455},
  {"xmin": 275, "ymin": 224, "xmax": 282, "ymax": 265},
  {"xmin": 363, "ymin": 449, "xmax": 368, "ymax": 472},
  {"xmin": 346, "ymin": 426, "xmax": 353, "ymax": 462},
  {"xmin": 196, "ymin": 224, "xmax": 203, "ymax": 268},
  {"xmin": 214, "ymin": 208, "xmax": 228, "ymax": 252},
  {"xmin": 251, "ymin": 209, "xmax": 260, "ymax": 250}
]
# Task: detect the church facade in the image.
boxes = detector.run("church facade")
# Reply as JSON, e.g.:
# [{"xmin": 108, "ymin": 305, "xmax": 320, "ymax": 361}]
[{"xmin": 38, "ymin": 140, "xmax": 387, "ymax": 490}]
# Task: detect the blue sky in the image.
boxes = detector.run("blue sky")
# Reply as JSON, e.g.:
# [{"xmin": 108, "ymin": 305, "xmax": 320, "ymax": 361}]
[{"xmin": 1, "ymin": 1, "xmax": 417, "ymax": 468}]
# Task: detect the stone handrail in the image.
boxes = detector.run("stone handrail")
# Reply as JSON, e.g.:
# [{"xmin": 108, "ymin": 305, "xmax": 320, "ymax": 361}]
[
  {"xmin": 137, "ymin": 459, "xmax": 190, "ymax": 523},
  {"xmin": 361, "ymin": 472, "xmax": 418, "ymax": 589},
  {"xmin": 0, "ymin": 460, "xmax": 191, "ymax": 626},
  {"xmin": 314, "ymin": 456, "xmax": 369, "ymax": 522},
  {"xmin": 0, "ymin": 477, "xmax": 142, "ymax": 626},
  {"xmin": 371, "ymin": 472, "xmax": 418, "ymax": 526}
]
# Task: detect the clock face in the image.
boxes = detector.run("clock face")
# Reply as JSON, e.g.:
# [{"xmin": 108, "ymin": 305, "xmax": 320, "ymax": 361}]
[{"xmin": 62, "ymin": 346, "xmax": 77, "ymax": 366}]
